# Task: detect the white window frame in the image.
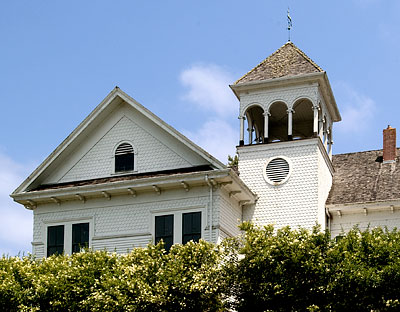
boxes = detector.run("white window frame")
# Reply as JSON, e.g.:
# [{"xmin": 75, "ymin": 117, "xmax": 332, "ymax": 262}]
[
  {"xmin": 112, "ymin": 140, "xmax": 138, "ymax": 175},
  {"xmin": 151, "ymin": 206, "xmax": 206, "ymax": 245},
  {"xmin": 43, "ymin": 217, "xmax": 94, "ymax": 256}
]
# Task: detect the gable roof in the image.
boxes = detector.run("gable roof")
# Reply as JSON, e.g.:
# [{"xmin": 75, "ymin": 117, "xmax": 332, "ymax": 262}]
[
  {"xmin": 327, "ymin": 149, "xmax": 400, "ymax": 206},
  {"xmin": 235, "ymin": 41, "xmax": 323, "ymax": 84},
  {"xmin": 12, "ymin": 87, "xmax": 226, "ymax": 195}
]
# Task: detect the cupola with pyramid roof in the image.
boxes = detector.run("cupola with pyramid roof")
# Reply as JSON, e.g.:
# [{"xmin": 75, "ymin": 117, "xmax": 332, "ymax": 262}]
[
  {"xmin": 231, "ymin": 42, "xmax": 342, "ymax": 230},
  {"xmin": 231, "ymin": 41, "xmax": 340, "ymax": 151}
]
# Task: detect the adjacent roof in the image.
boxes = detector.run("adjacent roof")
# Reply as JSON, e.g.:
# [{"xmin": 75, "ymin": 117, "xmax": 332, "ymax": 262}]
[
  {"xmin": 235, "ymin": 41, "xmax": 323, "ymax": 84},
  {"xmin": 327, "ymin": 149, "xmax": 400, "ymax": 205}
]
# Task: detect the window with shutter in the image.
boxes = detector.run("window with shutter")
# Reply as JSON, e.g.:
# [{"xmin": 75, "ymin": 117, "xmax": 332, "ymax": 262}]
[
  {"xmin": 182, "ymin": 212, "xmax": 201, "ymax": 244},
  {"xmin": 72, "ymin": 223, "xmax": 89, "ymax": 253},
  {"xmin": 47, "ymin": 225, "xmax": 64, "ymax": 256},
  {"xmin": 155, "ymin": 215, "xmax": 174, "ymax": 251}
]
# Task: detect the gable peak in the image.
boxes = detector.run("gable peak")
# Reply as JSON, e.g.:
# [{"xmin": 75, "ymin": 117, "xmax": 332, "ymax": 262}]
[{"xmin": 234, "ymin": 41, "xmax": 323, "ymax": 85}]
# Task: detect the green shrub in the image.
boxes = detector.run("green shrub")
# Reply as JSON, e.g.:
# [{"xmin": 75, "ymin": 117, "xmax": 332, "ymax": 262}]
[
  {"xmin": 2, "ymin": 226, "xmax": 400, "ymax": 311},
  {"xmin": 0, "ymin": 240, "xmax": 225, "ymax": 312}
]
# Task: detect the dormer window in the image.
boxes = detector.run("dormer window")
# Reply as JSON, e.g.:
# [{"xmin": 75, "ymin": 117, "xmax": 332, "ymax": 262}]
[{"xmin": 115, "ymin": 142, "xmax": 135, "ymax": 173}]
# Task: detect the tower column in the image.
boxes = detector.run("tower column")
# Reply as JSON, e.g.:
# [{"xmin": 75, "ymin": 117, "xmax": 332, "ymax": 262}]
[
  {"xmin": 263, "ymin": 111, "xmax": 270, "ymax": 143},
  {"xmin": 239, "ymin": 116, "xmax": 245, "ymax": 146},
  {"xmin": 319, "ymin": 115, "xmax": 324, "ymax": 141},
  {"xmin": 324, "ymin": 128, "xmax": 329, "ymax": 149},
  {"xmin": 248, "ymin": 119, "xmax": 253, "ymax": 145},
  {"xmin": 328, "ymin": 130, "xmax": 333, "ymax": 159},
  {"xmin": 313, "ymin": 104, "xmax": 319, "ymax": 137},
  {"xmin": 287, "ymin": 108, "xmax": 294, "ymax": 140}
]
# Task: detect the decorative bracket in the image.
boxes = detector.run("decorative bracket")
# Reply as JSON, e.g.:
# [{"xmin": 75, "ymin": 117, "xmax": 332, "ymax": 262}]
[
  {"xmin": 181, "ymin": 182, "xmax": 189, "ymax": 192},
  {"xmin": 127, "ymin": 188, "xmax": 137, "ymax": 197},
  {"xmin": 229, "ymin": 190, "xmax": 241, "ymax": 198},
  {"xmin": 25, "ymin": 200, "xmax": 37, "ymax": 210},
  {"xmin": 239, "ymin": 200, "xmax": 250, "ymax": 206},
  {"xmin": 75, "ymin": 194, "xmax": 86, "ymax": 203},
  {"xmin": 153, "ymin": 185, "xmax": 161, "ymax": 195},
  {"xmin": 50, "ymin": 197, "xmax": 61, "ymax": 206},
  {"xmin": 102, "ymin": 191, "xmax": 111, "ymax": 200}
]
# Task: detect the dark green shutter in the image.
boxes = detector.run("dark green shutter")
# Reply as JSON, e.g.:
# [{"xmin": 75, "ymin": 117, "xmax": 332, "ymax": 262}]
[
  {"xmin": 182, "ymin": 212, "xmax": 201, "ymax": 244},
  {"xmin": 155, "ymin": 215, "xmax": 174, "ymax": 251},
  {"xmin": 72, "ymin": 223, "xmax": 89, "ymax": 253},
  {"xmin": 47, "ymin": 225, "xmax": 64, "ymax": 256}
]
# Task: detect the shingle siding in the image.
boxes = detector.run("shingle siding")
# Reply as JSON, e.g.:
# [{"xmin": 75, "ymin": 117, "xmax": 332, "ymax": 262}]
[
  {"xmin": 59, "ymin": 115, "xmax": 191, "ymax": 183},
  {"xmin": 239, "ymin": 139, "xmax": 322, "ymax": 229},
  {"xmin": 32, "ymin": 186, "xmax": 233, "ymax": 257}
]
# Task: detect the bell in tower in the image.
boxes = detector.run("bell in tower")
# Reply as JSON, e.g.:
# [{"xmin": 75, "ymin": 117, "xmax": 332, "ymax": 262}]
[{"xmin": 231, "ymin": 42, "xmax": 341, "ymax": 230}]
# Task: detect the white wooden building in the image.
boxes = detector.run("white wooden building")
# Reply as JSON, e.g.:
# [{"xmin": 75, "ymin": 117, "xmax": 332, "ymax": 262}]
[{"xmin": 11, "ymin": 42, "xmax": 400, "ymax": 256}]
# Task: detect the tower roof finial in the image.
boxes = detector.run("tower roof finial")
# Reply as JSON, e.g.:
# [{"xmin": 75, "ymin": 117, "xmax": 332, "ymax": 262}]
[{"xmin": 287, "ymin": 7, "xmax": 292, "ymax": 42}]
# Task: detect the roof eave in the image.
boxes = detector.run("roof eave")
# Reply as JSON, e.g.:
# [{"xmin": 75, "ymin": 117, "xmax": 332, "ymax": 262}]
[
  {"xmin": 321, "ymin": 72, "xmax": 342, "ymax": 122},
  {"xmin": 11, "ymin": 168, "xmax": 257, "ymax": 209},
  {"xmin": 327, "ymin": 198, "xmax": 400, "ymax": 214},
  {"xmin": 230, "ymin": 71, "xmax": 326, "ymax": 93}
]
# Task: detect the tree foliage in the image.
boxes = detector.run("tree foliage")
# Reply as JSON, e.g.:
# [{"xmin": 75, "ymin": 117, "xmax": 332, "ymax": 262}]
[
  {"xmin": 2, "ymin": 225, "xmax": 400, "ymax": 311},
  {"xmin": 227, "ymin": 154, "xmax": 238, "ymax": 169},
  {"xmin": 224, "ymin": 223, "xmax": 400, "ymax": 311}
]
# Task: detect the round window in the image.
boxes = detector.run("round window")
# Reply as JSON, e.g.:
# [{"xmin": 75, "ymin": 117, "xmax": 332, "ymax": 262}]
[{"xmin": 263, "ymin": 156, "xmax": 291, "ymax": 185}]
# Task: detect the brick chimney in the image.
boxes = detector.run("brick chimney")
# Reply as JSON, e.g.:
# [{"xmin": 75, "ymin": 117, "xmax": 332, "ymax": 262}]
[{"xmin": 383, "ymin": 125, "xmax": 397, "ymax": 162}]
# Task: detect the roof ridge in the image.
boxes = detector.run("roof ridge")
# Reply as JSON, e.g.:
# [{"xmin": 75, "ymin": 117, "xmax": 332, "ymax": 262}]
[{"xmin": 333, "ymin": 148, "xmax": 386, "ymax": 156}]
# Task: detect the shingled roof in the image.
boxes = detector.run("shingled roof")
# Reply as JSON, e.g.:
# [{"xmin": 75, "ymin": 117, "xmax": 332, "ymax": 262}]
[
  {"xmin": 235, "ymin": 41, "xmax": 323, "ymax": 84},
  {"xmin": 326, "ymin": 149, "xmax": 400, "ymax": 205}
]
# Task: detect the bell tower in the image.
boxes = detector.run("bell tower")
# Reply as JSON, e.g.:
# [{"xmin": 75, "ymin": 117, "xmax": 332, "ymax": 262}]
[{"xmin": 231, "ymin": 42, "xmax": 341, "ymax": 230}]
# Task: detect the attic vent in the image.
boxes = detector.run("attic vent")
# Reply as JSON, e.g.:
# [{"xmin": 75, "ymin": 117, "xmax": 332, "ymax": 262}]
[
  {"xmin": 115, "ymin": 142, "xmax": 135, "ymax": 173},
  {"xmin": 264, "ymin": 157, "xmax": 291, "ymax": 185},
  {"xmin": 115, "ymin": 143, "xmax": 134, "ymax": 155}
]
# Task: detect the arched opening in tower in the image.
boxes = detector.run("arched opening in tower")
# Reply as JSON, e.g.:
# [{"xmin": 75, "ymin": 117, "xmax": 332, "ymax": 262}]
[
  {"xmin": 269, "ymin": 102, "xmax": 288, "ymax": 142},
  {"xmin": 292, "ymin": 98, "xmax": 314, "ymax": 140},
  {"xmin": 245, "ymin": 105, "xmax": 264, "ymax": 145}
]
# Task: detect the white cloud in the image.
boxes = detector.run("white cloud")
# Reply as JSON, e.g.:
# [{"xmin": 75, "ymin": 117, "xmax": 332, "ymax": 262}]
[
  {"xmin": 180, "ymin": 64, "xmax": 238, "ymax": 117},
  {"xmin": 179, "ymin": 63, "xmax": 239, "ymax": 163},
  {"xmin": 183, "ymin": 119, "xmax": 237, "ymax": 164},
  {"xmin": 0, "ymin": 152, "xmax": 33, "ymax": 256},
  {"xmin": 334, "ymin": 82, "xmax": 376, "ymax": 133}
]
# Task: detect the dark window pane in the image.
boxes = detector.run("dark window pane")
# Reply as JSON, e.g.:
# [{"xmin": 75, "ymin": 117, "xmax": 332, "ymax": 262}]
[
  {"xmin": 183, "ymin": 213, "xmax": 192, "ymax": 235},
  {"xmin": 192, "ymin": 212, "xmax": 201, "ymax": 233},
  {"xmin": 72, "ymin": 223, "xmax": 89, "ymax": 253},
  {"xmin": 155, "ymin": 215, "xmax": 174, "ymax": 251},
  {"xmin": 182, "ymin": 212, "xmax": 201, "ymax": 244},
  {"xmin": 115, "ymin": 153, "xmax": 134, "ymax": 172},
  {"xmin": 47, "ymin": 225, "xmax": 64, "ymax": 257}
]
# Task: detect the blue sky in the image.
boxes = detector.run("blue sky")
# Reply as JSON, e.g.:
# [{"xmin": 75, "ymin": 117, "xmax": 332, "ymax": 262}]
[{"xmin": 1, "ymin": 0, "xmax": 399, "ymax": 255}]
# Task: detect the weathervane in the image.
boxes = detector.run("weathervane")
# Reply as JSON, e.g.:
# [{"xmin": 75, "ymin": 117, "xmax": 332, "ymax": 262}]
[{"xmin": 287, "ymin": 7, "xmax": 292, "ymax": 42}]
